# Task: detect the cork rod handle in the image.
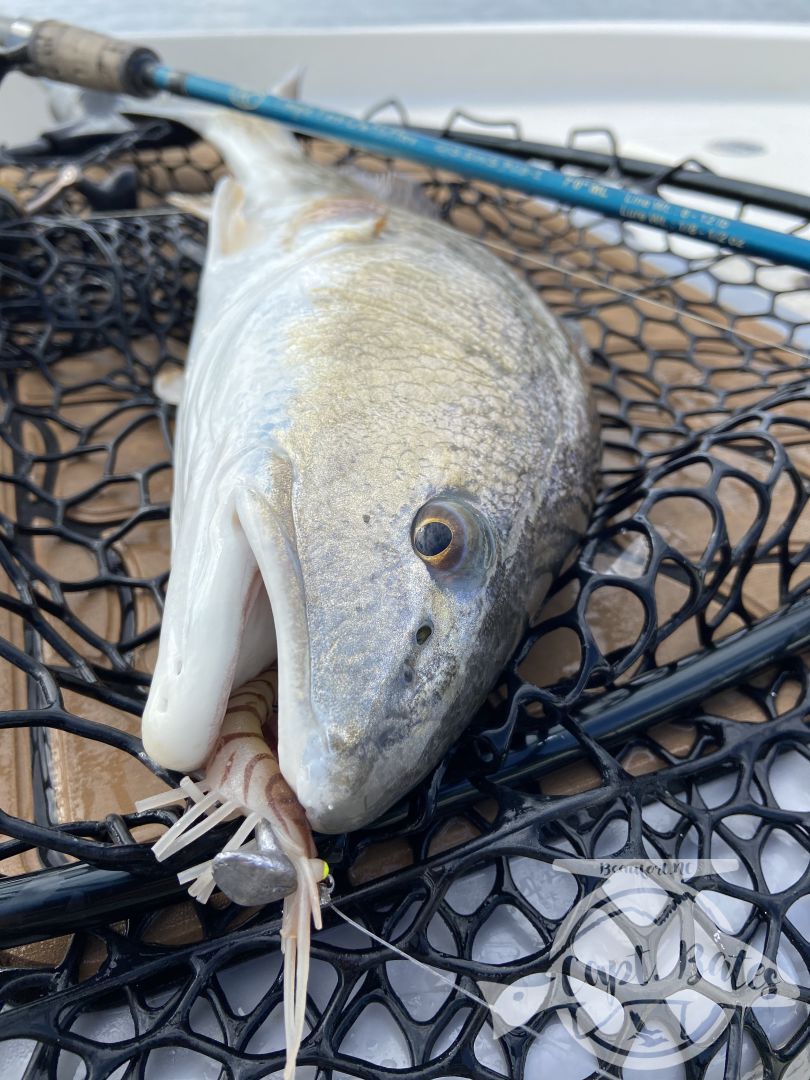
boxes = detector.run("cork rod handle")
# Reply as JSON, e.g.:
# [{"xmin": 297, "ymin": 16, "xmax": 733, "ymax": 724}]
[{"xmin": 0, "ymin": 16, "xmax": 158, "ymax": 96}]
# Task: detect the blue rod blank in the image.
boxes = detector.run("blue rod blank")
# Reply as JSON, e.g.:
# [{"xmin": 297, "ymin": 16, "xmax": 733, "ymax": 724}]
[{"xmin": 148, "ymin": 64, "xmax": 810, "ymax": 274}]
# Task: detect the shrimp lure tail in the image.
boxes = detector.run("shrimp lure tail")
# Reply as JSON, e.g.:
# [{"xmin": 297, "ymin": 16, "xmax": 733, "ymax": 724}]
[{"xmin": 281, "ymin": 851, "xmax": 326, "ymax": 1080}]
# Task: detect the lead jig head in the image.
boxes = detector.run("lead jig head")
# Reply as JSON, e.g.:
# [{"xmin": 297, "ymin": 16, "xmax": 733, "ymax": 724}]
[{"xmin": 212, "ymin": 819, "xmax": 298, "ymax": 906}]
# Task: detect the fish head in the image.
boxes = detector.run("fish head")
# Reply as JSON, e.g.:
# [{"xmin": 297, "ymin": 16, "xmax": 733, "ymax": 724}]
[
  {"xmin": 143, "ymin": 386, "xmax": 593, "ymax": 836},
  {"xmin": 265, "ymin": 470, "xmax": 531, "ymax": 834},
  {"xmin": 141, "ymin": 192, "xmax": 599, "ymax": 831}
]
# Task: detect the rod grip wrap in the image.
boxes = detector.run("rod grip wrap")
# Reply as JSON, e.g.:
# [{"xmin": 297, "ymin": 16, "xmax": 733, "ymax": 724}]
[{"xmin": 23, "ymin": 20, "xmax": 157, "ymax": 96}]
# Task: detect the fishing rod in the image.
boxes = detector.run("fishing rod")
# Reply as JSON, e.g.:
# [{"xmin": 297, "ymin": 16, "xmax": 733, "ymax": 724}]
[{"xmin": 2, "ymin": 16, "xmax": 810, "ymax": 272}]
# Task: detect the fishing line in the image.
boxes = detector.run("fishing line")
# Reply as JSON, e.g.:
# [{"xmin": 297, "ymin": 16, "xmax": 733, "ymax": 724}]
[
  {"xmin": 79, "ymin": 182, "xmax": 810, "ymax": 366},
  {"xmin": 327, "ymin": 898, "xmax": 785, "ymax": 1051},
  {"xmin": 76, "ymin": 205, "xmax": 810, "ymax": 369},
  {"xmin": 475, "ymin": 234, "xmax": 810, "ymax": 366},
  {"xmin": 329, "ymin": 902, "xmax": 536, "ymax": 1033}
]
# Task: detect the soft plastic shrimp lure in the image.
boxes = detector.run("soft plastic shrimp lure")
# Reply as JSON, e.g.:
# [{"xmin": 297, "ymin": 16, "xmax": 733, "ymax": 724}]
[{"xmin": 137, "ymin": 671, "xmax": 329, "ymax": 1079}]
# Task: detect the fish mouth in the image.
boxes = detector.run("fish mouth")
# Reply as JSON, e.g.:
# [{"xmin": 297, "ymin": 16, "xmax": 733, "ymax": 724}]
[
  {"xmin": 141, "ymin": 478, "xmax": 312, "ymax": 778},
  {"xmin": 293, "ymin": 766, "xmax": 384, "ymax": 834},
  {"xmin": 143, "ymin": 479, "xmax": 382, "ymax": 833}
]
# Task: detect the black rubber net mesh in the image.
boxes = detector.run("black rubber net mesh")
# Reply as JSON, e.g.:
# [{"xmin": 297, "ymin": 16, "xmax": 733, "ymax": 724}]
[{"xmin": 0, "ymin": 118, "xmax": 808, "ymax": 1079}]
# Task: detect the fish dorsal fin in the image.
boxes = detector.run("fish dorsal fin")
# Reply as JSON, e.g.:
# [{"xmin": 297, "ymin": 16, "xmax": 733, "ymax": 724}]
[
  {"xmin": 272, "ymin": 66, "xmax": 304, "ymax": 103},
  {"xmin": 340, "ymin": 165, "xmax": 439, "ymax": 219}
]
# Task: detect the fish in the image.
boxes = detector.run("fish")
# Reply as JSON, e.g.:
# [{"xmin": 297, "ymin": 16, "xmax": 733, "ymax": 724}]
[
  {"xmin": 138, "ymin": 89, "xmax": 600, "ymax": 836},
  {"xmin": 132, "ymin": 83, "xmax": 600, "ymax": 1079}
]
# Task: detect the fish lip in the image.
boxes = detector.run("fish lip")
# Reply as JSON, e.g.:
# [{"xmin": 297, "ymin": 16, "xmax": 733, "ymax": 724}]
[
  {"xmin": 303, "ymin": 803, "xmax": 365, "ymax": 835},
  {"xmin": 141, "ymin": 494, "xmax": 264, "ymax": 774},
  {"xmin": 298, "ymin": 790, "xmax": 378, "ymax": 835},
  {"xmin": 292, "ymin": 746, "xmax": 366, "ymax": 833},
  {"xmin": 237, "ymin": 485, "xmax": 316, "ymax": 801},
  {"xmin": 291, "ymin": 707, "xmax": 421, "ymax": 834}
]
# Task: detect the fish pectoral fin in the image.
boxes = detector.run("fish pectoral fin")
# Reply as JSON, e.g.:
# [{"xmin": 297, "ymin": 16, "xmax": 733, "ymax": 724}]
[
  {"xmin": 141, "ymin": 502, "xmax": 262, "ymax": 774},
  {"xmin": 303, "ymin": 214, "xmax": 389, "ymax": 250},
  {"xmin": 166, "ymin": 191, "xmax": 214, "ymax": 221},
  {"xmin": 210, "ymin": 177, "xmax": 259, "ymax": 260},
  {"xmin": 341, "ymin": 213, "xmax": 389, "ymax": 243},
  {"xmin": 153, "ymin": 366, "xmax": 186, "ymax": 406}
]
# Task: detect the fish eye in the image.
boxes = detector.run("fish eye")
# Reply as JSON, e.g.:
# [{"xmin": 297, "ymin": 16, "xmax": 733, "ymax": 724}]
[
  {"xmin": 413, "ymin": 520, "xmax": 453, "ymax": 558},
  {"xmin": 411, "ymin": 498, "xmax": 492, "ymax": 575}
]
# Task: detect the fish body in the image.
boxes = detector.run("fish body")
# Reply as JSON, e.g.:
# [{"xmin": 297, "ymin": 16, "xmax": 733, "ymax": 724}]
[{"xmin": 141, "ymin": 103, "xmax": 600, "ymax": 834}]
